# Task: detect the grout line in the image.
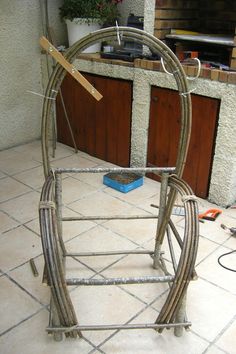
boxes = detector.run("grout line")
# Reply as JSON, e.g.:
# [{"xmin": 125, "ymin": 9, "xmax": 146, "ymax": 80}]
[
  {"xmin": 1, "ymin": 221, "xmax": 40, "ymax": 236},
  {"xmin": 198, "ymin": 314, "xmax": 236, "ymax": 354},
  {"xmin": 0, "ymin": 187, "xmax": 36, "ymax": 204},
  {"xmin": 0, "ymin": 188, "xmax": 40, "ymax": 207},
  {"xmin": 0, "ymin": 307, "xmax": 46, "ymax": 338},
  {"xmin": 74, "ymin": 330, "xmax": 107, "ymax": 354},
  {"xmin": 23, "ymin": 221, "xmax": 41, "ymax": 238},
  {"xmin": 68, "ymin": 253, "xmax": 169, "ymax": 313},
  {"xmin": 3, "ymin": 252, "xmax": 43, "ymax": 274},
  {"xmin": 196, "ymin": 238, "xmax": 236, "ymax": 269},
  {"xmin": 99, "ymin": 222, "xmax": 144, "ymax": 248},
  {"xmin": 3, "ymin": 271, "xmax": 48, "ymax": 308},
  {"xmin": 88, "ymin": 346, "xmax": 106, "ymax": 354},
  {"xmin": 102, "ymin": 187, "xmax": 159, "ymax": 214},
  {"xmin": 195, "ymin": 241, "xmax": 229, "ymax": 267},
  {"xmin": 198, "ymin": 275, "xmax": 236, "ymax": 296},
  {"xmin": 92, "ymin": 289, "xmax": 170, "ymax": 350},
  {"xmin": 0, "ymin": 162, "xmax": 42, "ymax": 179},
  {"xmin": 198, "ymin": 339, "xmax": 229, "ymax": 354},
  {"xmin": 63, "ymin": 223, "xmax": 99, "ymax": 245}
]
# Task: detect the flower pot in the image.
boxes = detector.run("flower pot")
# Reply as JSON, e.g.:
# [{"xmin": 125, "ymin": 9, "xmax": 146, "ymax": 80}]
[{"xmin": 65, "ymin": 18, "xmax": 101, "ymax": 52}]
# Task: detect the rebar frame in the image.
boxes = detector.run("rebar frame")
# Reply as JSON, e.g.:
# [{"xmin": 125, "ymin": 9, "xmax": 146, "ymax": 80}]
[
  {"xmin": 39, "ymin": 169, "xmax": 199, "ymax": 339},
  {"xmin": 39, "ymin": 27, "xmax": 199, "ymax": 341}
]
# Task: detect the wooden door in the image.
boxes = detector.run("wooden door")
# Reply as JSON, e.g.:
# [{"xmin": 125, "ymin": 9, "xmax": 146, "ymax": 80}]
[
  {"xmin": 56, "ymin": 73, "xmax": 132, "ymax": 167},
  {"xmin": 147, "ymin": 87, "xmax": 220, "ymax": 198}
]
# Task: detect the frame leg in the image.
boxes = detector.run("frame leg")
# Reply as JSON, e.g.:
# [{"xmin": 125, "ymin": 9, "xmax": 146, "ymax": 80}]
[
  {"xmin": 49, "ymin": 297, "xmax": 63, "ymax": 341},
  {"xmin": 153, "ymin": 172, "xmax": 169, "ymax": 269},
  {"xmin": 174, "ymin": 294, "xmax": 187, "ymax": 337}
]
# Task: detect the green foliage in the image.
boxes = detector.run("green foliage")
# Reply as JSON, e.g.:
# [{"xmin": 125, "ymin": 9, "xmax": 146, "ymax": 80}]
[{"xmin": 59, "ymin": 0, "xmax": 123, "ymax": 25}]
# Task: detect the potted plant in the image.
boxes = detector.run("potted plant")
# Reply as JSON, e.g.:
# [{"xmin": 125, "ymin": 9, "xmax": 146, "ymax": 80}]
[{"xmin": 59, "ymin": 0, "xmax": 123, "ymax": 51}]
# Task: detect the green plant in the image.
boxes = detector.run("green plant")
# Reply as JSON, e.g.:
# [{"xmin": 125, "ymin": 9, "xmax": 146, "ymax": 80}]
[
  {"xmin": 98, "ymin": 0, "xmax": 123, "ymax": 25},
  {"xmin": 59, "ymin": 0, "xmax": 123, "ymax": 25}
]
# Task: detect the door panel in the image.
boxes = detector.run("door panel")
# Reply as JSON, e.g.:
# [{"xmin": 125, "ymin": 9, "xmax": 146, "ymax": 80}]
[
  {"xmin": 56, "ymin": 73, "xmax": 132, "ymax": 167},
  {"xmin": 147, "ymin": 87, "xmax": 220, "ymax": 198}
]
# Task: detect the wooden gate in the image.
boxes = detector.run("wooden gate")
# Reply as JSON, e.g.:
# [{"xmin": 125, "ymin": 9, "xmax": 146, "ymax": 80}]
[{"xmin": 147, "ymin": 87, "xmax": 220, "ymax": 198}]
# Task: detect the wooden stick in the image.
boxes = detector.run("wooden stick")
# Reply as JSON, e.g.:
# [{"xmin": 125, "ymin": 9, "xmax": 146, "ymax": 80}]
[{"xmin": 39, "ymin": 36, "xmax": 103, "ymax": 101}]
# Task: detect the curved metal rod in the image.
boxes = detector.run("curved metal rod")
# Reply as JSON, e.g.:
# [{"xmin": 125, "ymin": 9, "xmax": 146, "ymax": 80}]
[
  {"xmin": 155, "ymin": 175, "xmax": 199, "ymax": 326},
  {"xmin": 41, "ymin": 26, "xmax": 192, "ymax": 180}
]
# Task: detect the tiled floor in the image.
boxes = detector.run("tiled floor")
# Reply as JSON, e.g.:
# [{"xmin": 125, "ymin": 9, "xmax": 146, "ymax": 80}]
[{"xmin": 0, "ymin": 140, "xmax": 236, "ymax": 354}]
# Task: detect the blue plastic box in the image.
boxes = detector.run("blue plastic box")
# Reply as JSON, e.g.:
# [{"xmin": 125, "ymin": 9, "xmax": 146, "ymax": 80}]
[{"xmin": 103, "ymin": 173, "xmax": 143, "ymax": 193}]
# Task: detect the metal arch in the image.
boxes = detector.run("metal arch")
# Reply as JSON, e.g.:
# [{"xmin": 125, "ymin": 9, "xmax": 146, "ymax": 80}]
[{"xmin": 41, "ymin": 26, "xmax": 192, "ymax": 179}]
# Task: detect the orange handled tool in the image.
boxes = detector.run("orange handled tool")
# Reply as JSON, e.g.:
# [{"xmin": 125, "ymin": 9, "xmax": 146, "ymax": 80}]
[{"xmin": 198, "ymin": 208, "xmax": 222, "ymax": 221}]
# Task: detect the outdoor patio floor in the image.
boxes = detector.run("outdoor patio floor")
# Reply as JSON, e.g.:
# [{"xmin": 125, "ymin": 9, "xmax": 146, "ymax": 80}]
[{"xmin": 0, "ymin": 140, "xmax": 236, "ymax": 354}]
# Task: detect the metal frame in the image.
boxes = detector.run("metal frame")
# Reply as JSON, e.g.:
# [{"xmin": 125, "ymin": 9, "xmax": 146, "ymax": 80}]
[
  {"xmin": 39, "ymin": 27, "xmax": 199, "ymax": 342},
  {"xmin": 39, "ymin": 169, "xmax": 199, "ymax": 340}
]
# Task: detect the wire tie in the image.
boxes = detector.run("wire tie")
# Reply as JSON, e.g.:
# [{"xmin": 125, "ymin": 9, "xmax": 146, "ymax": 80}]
[
  {"xmin": 39, "ymin": 201, "xmax": 55, "ymax": 210},
  {"xmin": 116, "ymin": 21, "xmax": 121, "ymax": 46},
  {"xmin": 179, "ymin": 88, "xmax": 196, "ymax": 97},
  {"xmin": 182, "ymin": 195, "xmax": 198, "ymax": 203},
  {"xmin": 50, "ymin": 168, "xmax": 56, "ymax": 180},
  {"xmin": 186, "ymin": 57, "xmax": 201, "ymax": 81},
  {"xmin": 161, "ymin": 57, "xmax": 173, "ymax": 76},
  {"xmin": 26, "ymin": 90, "xmax": 56, "ymax": 101}
]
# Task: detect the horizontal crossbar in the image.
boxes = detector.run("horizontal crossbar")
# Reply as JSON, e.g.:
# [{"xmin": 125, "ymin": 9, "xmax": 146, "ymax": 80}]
[
  {"xmin": 66, "ymin": 275, "xmax": 174, "ymax": 286},
  {"xmin": 65, "ymin": 250, "xmax": 155, "ymax": 257},
  {"xmin": 62, "ymin": 215, "xmax": 158, "ymax": 221},
  {"xmin": 47, "ymin": 321, "xmax": 191, "ymax": 332},
  {"xmin": 53, "ymin": 167, "xmax": 175, "ymax": 174}
]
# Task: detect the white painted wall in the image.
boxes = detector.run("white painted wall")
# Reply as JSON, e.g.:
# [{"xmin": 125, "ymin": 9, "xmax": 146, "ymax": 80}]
[{"xmin": 0, "ymin": 0, "xmax": 67, "ymax": 150}]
